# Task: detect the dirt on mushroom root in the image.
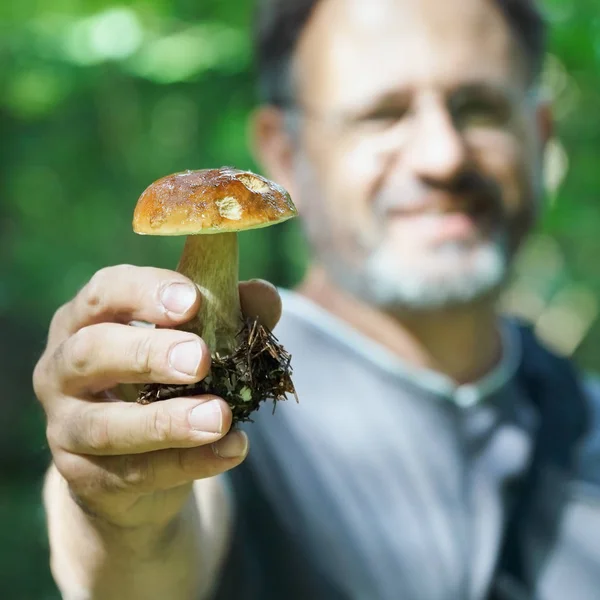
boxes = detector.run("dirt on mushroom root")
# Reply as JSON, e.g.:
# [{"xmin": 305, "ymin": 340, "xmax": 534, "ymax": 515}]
[{"xmin": 137, "ymin": 318, "xmax": 298, "ymax": 424}]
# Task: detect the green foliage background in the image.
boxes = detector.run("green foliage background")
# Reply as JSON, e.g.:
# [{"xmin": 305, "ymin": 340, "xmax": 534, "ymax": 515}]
[{"xmin": 1, "ymin": 0, "xmax": 600, "ymax": 597}]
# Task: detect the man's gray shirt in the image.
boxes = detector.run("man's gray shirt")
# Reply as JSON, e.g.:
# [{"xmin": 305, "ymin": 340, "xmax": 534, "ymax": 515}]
[{"xmin": 214, "ymin": 291, "xmax": 600, "ymax": 599}]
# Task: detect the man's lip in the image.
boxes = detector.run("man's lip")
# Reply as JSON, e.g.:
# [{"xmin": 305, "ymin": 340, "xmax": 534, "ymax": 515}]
[
  {"xmin": 382, "ymin": 191, "xmax": 495, "ymax": 218},
  {"xmin": 386, "ymin": 206, "xmax": 481, "ymax": 218},
  {"xmin": 386, "ymin": 210, "xmax": 483, "ymax": 242}
]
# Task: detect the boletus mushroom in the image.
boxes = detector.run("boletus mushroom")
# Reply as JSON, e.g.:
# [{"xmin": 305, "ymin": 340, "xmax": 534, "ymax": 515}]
[{"xmin": 132, "ymin": 167, "xmax": 298, "ymax": 423}]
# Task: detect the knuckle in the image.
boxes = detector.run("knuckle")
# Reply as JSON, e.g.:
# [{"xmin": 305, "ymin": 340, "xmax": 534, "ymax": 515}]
[
  {"xmin": 67, "ymin": 328, "xmax": 95, "ymax": 377},
  {"xmin": 79, "ymin": 265, "xmax": 138, "ymax": 322},
  {"xmin": 46, "ymin": 420, "xmax": 64, "ymax": 449},
  {"xmin": 120, "ymin": 455, "xmax": 155, "ymax": 490},
  {"xmin": 133, "ymin": 334, "xmax": 154, "ymax": 375},
  {"xmin": 54, "ymin": 452, "xmax": 86, "ymax": 485},
  {"xmin": 82, "ymin": 269, "xmax": 109, "ymax": 317},
  {"xmin": 148, "ymin": 405, "xmax": 176, "ymax": 445},
  {"xmin": 116, "ymin": 264, "xmax": 136, "ymax": 274},
  {"xmin": 32, "ymin": 357, "xmax": 49, "ymax": 402}
]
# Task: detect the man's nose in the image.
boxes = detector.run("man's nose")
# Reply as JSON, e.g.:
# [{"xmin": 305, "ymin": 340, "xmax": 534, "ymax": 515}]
[{"xmin": 406, "ymin": 104, "xmax": 470, "ymax": 186}]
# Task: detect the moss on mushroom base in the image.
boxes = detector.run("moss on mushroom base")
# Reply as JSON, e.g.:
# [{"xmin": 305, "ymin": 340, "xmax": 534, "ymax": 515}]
[{"xmin": 138, "ymin": 318, "xmax": 297, "ymax": 424}]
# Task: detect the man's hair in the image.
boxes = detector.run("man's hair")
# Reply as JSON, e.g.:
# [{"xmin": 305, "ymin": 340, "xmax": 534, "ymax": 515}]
[{"xmin": 254, "ymin": 0, "xmax": 547, "ymax": 106}]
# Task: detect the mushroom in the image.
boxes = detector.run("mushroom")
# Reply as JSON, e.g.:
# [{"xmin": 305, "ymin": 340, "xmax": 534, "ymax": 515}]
[
  {"xmin": 133, "ymin": 167, "xmax": 297, "ymax": 354},
  {"xmin": 132, "ymin": 167, "xmax": 298, "ymax": 420}
]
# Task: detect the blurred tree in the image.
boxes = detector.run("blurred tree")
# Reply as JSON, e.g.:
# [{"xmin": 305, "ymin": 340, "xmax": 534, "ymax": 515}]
[
  {"xmin": 0, "ymin": 2, "xmax": 307, "ymax": 597},
  {"xmin": 1, "ymin": 0, "xmax": 599, "ymax": 598}
]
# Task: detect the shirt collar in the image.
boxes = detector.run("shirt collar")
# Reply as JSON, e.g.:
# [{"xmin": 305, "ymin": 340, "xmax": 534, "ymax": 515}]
[{"xmin": 279, "ymin": 288, "xmax": 522, "ymax": 409}]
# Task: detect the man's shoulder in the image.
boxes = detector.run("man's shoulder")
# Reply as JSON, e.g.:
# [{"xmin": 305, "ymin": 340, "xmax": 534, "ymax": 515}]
[{"xmin": 511, "ymin": 322, "xmax": 597, "ymax": 483}]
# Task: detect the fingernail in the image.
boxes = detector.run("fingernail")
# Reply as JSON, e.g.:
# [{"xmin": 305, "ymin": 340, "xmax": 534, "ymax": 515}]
[
  {"xmin": 169, "ymin": 340, "xmax": 201, "ymax": 376},
  {"xmin": 189, "ymin": 400, "xmax": 222, "ymax": 433},
  {"xmin": 213, "ymin": 431, "xmax": 248, "ymax": 459},
  {"xmin": 161, "ymin": 283, "xmax": 197, "ymax": 315}
]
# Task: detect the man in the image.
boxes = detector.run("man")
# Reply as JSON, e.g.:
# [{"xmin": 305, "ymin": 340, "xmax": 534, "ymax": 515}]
[{"xmin": 34, "ymin": 0, "xmax": 600, "ymax": 598}]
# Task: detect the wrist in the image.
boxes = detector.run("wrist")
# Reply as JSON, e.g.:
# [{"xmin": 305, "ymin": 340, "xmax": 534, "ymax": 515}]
[
  {"xmin": 46, "ymin": 464, "xmax": 188, "ymax": 561},
  {"xmin": 45, "ymin": 465, "xmax": 205, "ymax": 600}
]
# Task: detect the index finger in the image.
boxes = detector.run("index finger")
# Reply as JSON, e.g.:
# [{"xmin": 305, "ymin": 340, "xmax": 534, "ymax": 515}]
[{"xmin": 48, "ymin": 265, "xmax": 201, "ymax": 348}]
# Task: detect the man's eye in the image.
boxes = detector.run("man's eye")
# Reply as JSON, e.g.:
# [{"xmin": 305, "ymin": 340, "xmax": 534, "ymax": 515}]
[
  {"xmin": 358, "ymin": 108, "xmax": 409, "ymax": 130},
  {"xmin": 452, "ymin": 98, "xmax": 510, "ymax": 128},
  {"xmin": 370, "ymin": 109, "xmax": 403, "ymax": 120}
]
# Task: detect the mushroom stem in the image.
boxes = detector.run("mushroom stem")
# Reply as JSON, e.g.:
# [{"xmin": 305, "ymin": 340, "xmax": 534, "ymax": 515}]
[{"xmin": 176, "ymin": 232, "xmax": 241, "ymax": 354}]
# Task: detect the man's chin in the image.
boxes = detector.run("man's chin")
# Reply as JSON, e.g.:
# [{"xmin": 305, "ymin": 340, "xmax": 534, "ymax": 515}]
[{"xmin": 356, "ymin": 244, "xmax": 509, "ymax": 311}]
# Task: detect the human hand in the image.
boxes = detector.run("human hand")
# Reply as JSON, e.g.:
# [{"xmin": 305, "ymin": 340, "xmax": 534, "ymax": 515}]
[{"xmin": 34, "ymin": 265, "xmax": 281, "ymax": 530}]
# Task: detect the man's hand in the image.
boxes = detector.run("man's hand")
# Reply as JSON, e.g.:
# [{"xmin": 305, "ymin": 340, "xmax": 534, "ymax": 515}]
[{"xmin": 34, "ymin": 263, "xmax": 281, "ymax": 532}]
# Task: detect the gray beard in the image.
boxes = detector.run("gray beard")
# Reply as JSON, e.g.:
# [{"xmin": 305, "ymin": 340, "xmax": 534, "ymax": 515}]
[{"xmin": 323, "ymin": 233, "xmax": 510, "ymax": 312}]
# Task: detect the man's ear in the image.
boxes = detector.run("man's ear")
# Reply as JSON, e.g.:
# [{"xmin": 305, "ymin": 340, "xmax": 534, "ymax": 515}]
[
  {"xmin": 536, "ymin": 97, "xmax": 553, "ymax": 148},
  {"xmin": 249, "ymin": 106, "xmax": 298, "ymax": 202}
]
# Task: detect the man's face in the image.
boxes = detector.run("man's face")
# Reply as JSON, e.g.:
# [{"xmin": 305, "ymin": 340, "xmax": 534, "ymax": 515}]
[{"xmin": 285, "ymin": 0, "xmax": 544, "ymax": 311}]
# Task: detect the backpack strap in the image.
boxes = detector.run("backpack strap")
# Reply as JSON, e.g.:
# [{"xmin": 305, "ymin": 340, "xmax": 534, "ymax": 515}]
[{"xmin": 496, "ymin": 324, "xmax": 590, "ymax": 593}]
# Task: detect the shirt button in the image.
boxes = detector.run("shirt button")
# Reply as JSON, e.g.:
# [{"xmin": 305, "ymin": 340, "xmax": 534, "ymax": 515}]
[{"xmin": 455, "ymin": 386, "xmax": 479, "ymax": 409}]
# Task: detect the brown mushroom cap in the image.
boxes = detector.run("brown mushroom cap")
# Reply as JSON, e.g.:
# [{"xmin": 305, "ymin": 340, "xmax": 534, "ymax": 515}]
[{"xmin": 133, "ymin": 167, "xmax": 297, "ymax": 235}]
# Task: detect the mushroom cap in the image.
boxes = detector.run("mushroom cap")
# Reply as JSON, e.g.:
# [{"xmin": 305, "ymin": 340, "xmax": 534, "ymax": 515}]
[{"xmin": 133, "ymin": 168, "xmax": 297, "ymax": 235}]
